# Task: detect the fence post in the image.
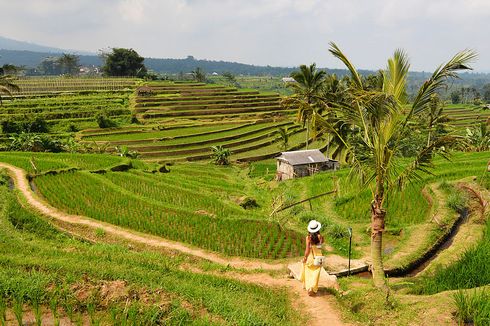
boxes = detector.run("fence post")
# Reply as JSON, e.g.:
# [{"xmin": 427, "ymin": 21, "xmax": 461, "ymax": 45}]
[{"xmin": 348, "ymin": 227, "xmax": 352, "ymax": 276}]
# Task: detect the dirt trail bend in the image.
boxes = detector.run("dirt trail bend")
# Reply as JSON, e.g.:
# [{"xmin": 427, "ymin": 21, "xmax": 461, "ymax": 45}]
[{"xmin": 0, "ymin": 162, "xmax": 284, "ymax": 270}]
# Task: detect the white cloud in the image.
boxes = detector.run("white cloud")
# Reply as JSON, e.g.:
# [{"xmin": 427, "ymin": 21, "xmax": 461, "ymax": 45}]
[{"xmin": 0, "ymin": 0, "xmax": 488, "ymax": 71}]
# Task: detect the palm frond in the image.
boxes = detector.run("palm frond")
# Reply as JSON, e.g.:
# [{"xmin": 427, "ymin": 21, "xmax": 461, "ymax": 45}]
[
  {"xmin": 328, "ymin": 42, "xmax": 363, "ymax": 89},
  {"xmin": 392, "ymin": 135, "xmax": 460, "ymax": 189},
  {"xmin": 409, "ymin": 50, "xmax": 477, "ymax": 120},
  {"xmin": 382, "ymin": 49, "xmax": 410, "ymax": 104}
]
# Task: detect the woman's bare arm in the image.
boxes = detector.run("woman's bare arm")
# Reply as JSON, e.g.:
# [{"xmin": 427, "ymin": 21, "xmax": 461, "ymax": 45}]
[{"xmin": 303, "ymin": 236, "xmax": 310, "ymax": 263}]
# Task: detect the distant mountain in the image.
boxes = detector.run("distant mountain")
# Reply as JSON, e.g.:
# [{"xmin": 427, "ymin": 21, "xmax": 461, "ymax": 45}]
[
  {"xmin": 0, "ymin": 49, "xmax": 101, "ymax": 68},
  {"xmin": 0, "ymin": 35, "xmax": 93, "ymax": 55}
]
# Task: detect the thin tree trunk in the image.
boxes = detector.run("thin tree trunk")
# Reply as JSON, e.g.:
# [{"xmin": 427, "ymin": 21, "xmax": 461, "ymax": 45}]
[
  {"xmin": 306, "ymin": 119, "xmax": 309, "ymax": 150},
  {"xmin": 371, "ymin": 190, "xmax": 388, "ymax": 291}
]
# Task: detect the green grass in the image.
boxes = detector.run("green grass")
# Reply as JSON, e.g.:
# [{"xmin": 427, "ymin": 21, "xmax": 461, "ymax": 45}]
[
  {"xmin": 0, "ymin": 152, "xmax": 127, "ymax": 174},
  {"xmin": 453, "ymin": 289, "xmax": 490, "ymax": 325},
  {"xmin": 411, "ymin": 217, "xmax": 490, "ymax": 294},
  {"xmin": 0, "ymin": 183, "xmax": 301, "ymax": 324},
  {"xmin": 34, "ymin": 169, "xmax": 304, "ymax": 259}
]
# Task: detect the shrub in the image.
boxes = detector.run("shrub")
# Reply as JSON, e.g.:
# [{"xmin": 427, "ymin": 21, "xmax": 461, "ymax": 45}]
[
  {"xmin": 1, "ymin": 119, "xmax": 19, "ymax": 133},
  {"xmin": 1, "ymin": 116, "xmax": 49, "ymax": 134},
  {"xmin": 96, "ymin": 111, "xmax": 117, "ymax": 128},
  {"xmin": 210, "ymin": 145, "xmax": 231, "ymax": 165}
]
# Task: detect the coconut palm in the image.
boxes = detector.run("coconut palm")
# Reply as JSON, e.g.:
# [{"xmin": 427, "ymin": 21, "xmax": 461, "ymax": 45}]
[
  {"xmin": 277, "ymin": 127, "xmax": 289, "ymax": 151},
  {"xmin": 317, "ymin": 42, "xmax": 476, "ymax": 290},
  {"xmin": 191, "ymin": 67, "xmax": 206, "ymax": 83},
  {"xmin": 0, "ymin": 75, "xmax": 20, "ymax": 105},
  {"xmin": 282, "ymin": 64, "xmax": 326, "ymax": 149}
]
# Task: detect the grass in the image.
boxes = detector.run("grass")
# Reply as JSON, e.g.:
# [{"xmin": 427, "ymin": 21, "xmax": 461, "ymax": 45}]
[
  {"xmin": 410, "ymin": 215, "xmax": 490, "ymax": 294},
  {"xmin": 34, "ymin": 168, "xmax": 304, "ymax": 259},
  {"xmin": 0, "ymin": 182, "xmax": 302, "ymax": 325},
  {"xmin": 453, "ymin": 289, "xmax": 490, "ymax": 325}
]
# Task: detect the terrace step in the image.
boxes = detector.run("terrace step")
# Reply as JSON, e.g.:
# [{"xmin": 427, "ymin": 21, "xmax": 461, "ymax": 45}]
[
  {"xmin": 140, "ymin": 105, "xmax": 285, "ymax": 119},
  {"xmin": 125, "ymin": 122, "xmax": 295, "ymax": 151},
  {"xmin": 135, "ymin": 100, "xmax": 280, "ymax": 112},
  {"xmin": 135, "ymin": 93, "xmax": 279, "ymax": 103}
]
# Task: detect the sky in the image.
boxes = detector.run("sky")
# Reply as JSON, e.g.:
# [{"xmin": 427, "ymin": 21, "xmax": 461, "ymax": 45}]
[{"xmin": 1, "ymin": 0, "xmax": 489, "ymax": 72}]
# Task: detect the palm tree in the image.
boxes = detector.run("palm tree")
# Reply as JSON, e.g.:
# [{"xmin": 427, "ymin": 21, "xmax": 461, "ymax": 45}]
[
  {"xmin": 282, "ymin": 64, "xmax": 326, "ymax": 149},
  {"xmin": 0, "ymin": 75, "xmax": 20, "ymax": 105},
  {"xmin": 277, "ymin": 127, "xmax": 289, "ymax": 151},
  {"xmin": 191, "ymin": 67, "xmax": 206, "ymax": 83},
  {"xmin": 317, "ymin": 42, "xmax": 476, "ymax": 290}
]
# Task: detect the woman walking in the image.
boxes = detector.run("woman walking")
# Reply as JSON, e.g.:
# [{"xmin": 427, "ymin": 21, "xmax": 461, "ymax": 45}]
[{"xmin": 300, "ymin": 220, "xmax": 324, "ymax": 296}]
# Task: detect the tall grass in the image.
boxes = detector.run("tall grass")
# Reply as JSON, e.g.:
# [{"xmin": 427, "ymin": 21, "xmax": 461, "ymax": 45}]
[{"xmin": 453, "ymin": 289, "xmax": 490, "ymax": 325}]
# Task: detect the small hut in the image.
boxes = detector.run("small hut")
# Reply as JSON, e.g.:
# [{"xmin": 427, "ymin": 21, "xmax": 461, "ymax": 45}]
[{"xmin": 276, "ymin": 149, "xmax": 339, "ymax": 181}]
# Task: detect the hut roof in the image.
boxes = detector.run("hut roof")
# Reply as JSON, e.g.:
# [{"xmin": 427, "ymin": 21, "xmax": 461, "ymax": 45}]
[{"xmin": 277, "ymin": 149, "xmax": 328, "ymax": 165}]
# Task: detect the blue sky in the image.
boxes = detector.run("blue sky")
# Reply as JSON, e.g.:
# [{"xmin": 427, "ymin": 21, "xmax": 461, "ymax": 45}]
[{"xmin": 1, "ymin": 0, "xmax": 489, "ymax": 71}]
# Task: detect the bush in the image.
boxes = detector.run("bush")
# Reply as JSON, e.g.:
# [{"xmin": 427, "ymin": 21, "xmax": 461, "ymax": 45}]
[
  {"xmin": 1, "ymin": 116, "xmax": 49, "ymax": 134},
  {"xmin": 1, "ymin": 119, "xmax": 19, "ymax": 133},
  {"xmin": 9, "ymin": 133, "xmax": 65, "ymax": 152},
  {"xmin": 96, "ymin": 111, "xmax": 117, "ymax": 128}
]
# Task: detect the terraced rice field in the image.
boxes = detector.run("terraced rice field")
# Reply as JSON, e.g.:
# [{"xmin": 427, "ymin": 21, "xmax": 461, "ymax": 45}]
[
  {"xmin": 444, "ymin": 104, "xmax": 490, "ymax": 128},
  {"xmin": 0, "ymin": 92, "xmax": 132, "ymax": 126},
  {"xmin": 14, "ymin": 76, "xmax": 137, "ymax": 95},
  {"xmin": 81, "ymin": 81, "xmax": 318, "ymax": 162},
  {"xmin": 0, "ymin": 152, "xmax": 305, "ymax": 259}
]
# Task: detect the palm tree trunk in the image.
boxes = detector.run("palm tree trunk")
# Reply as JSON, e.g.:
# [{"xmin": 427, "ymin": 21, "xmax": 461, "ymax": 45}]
[
  {"xmin": 371, "ymin": 191, "xmax": 388, "ymax": 290},
  {"xmin": 306, "ymin": 118, "xmax": 310, "ymax": 150}
]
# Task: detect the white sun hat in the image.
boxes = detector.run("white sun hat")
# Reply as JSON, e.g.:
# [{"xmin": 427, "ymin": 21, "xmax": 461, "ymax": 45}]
[{"xmin": 307, "ymin": 220, "xmax": 322, "ymax": 233}]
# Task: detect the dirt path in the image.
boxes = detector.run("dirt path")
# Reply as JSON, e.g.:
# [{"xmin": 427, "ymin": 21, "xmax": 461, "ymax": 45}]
[{"xmin": 1, "ymin": 162, "xmax": 348, "ymax": 325}]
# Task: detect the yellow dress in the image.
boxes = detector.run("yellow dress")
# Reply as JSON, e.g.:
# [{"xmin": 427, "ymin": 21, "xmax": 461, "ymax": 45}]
[{"xmin": 300, "ymin": 244, "xmax": 322, "ymax": 293}]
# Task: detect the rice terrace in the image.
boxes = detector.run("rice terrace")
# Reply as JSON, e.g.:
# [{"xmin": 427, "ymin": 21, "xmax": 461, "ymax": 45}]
[{"xmin": 1, "ymin": 2, "xmax": 490, "ymax": 326}]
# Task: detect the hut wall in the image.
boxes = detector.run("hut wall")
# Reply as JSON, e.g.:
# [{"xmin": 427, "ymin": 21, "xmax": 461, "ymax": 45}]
[{"xmin": 277, "ymin": 161, "xmax": 295, "ymax": 180}]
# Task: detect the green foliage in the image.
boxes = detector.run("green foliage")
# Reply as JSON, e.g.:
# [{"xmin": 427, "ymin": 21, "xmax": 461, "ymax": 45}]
[
  {"xmin": 95, "ymin": 110, "xmax": 117, "ymax": 129},
  {"xmin": 102, "ymin": 48, "xmax": 147, "ymax": 77},
  {"xmin": 465, "ymin": 122, "xmax": 489, "ymax": 152},
  {"xmin": 453, "ymin": 289, "xmax": 490, "ymax": 325},
  {"xmin": 115, "ymin": 145, "xmax": 139, "ymax": 159},
  {"xmin": 211, "ymin": 145, "xmax": 231, "ymax": 165},
  {"xmin": 1, "ymin": 116, "xmax": 49, "ymax": 134},
  {"xmin": 8, "ymin": 133, "xmax": 65, "ymax": 152},
  {"xmin": 191, "ymin": 67, "xmax": 206, "ymax": 82}
]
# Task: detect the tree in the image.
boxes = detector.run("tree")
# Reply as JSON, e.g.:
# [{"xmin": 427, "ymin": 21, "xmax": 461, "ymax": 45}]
[
  {"xmin": 465, "ymin": 122, "xmax": 489, "ymax": 152},
  {"xmin": 277, "ymin": 127, "xmax": 289, "ymax": 151},
  {"xmin": 39, "ymin": 57, "xmax": 62, "ymax": 75},
  {"xmin": 282, "ymin": 64, "xmax": 326, "ymax": 149},
  {"xmin": 102, "ymin": 48, "xmax": 147, "ymax": 77},
  {"xmin": 450, "ymin": 91, "xmax": 461, "ymax": 104},
  {"xmin": 0, "ymin": 75, "xmax": 19, "ymax": 105},
  {"xmin": 211, "ymin": 145, "xmax": 231, "ymax": 165},
  {"xmin": 0, "ymin": 64, "xmax": 23, "ymax": 76},
  {"xmin": 222, "ymin": 71, "xmax": 239, "ymax": 87},
  {"xmin": 57, "ymin": 53, "xmax": 80, "ymax": 75},
  {"xmin": 482, "ymin": 84, "xmax": 490, "ymax": 103},
  {"xmin": 191, "ymin": 67, "xmax": 206, "ymax": 83},
  {"xmin": 317, "ymin": 42, "xmax": 475, "ymax": 290}
]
